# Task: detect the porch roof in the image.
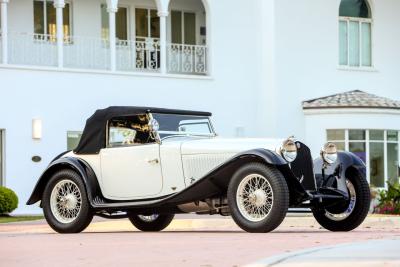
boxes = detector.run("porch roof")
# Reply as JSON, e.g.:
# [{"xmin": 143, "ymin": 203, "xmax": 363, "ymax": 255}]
[{"xmin": 302, "ymin": 90, "xmax": 400, "ymax": 110}]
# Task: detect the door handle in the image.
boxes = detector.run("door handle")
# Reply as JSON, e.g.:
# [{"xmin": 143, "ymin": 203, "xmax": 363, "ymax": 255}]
[{"xmin": 148, "ymin": 158, "xmax": 159, "ymax": 165}]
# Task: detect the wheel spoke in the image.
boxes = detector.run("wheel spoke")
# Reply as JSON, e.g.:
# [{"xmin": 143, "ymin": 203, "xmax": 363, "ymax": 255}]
[
  {"xmin": 236, "ymin": 173, "xmax": 274, "ymax": 222},
  {"xmin": 50, "ymin": 180, "xmax": 82, "ymax": 224}
]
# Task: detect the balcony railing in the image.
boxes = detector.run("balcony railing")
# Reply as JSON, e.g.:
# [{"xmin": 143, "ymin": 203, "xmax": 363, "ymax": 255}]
[
  {"xmin": 3, "ymin": 32, "xmax": 208, "ymax": 75},
  {"xmin": 9, "ymin": 32, "xmax": 57, "ymax": 67},
  {"xmin": 116, "ymin": 38, "xmax": 160, "ymax": 72},
  {"xmin": 64, "ymin": 36, "xmax": 110, "ymax": 70},
  {"xmin": 168, "ymin": 44, "xmax": 207, "ymax": 74}
]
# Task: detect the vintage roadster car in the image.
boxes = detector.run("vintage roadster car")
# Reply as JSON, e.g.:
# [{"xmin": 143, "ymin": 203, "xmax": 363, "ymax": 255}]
[{"xmin": 27, "ymin": 107, "xmax": 370, "ymax": 233}]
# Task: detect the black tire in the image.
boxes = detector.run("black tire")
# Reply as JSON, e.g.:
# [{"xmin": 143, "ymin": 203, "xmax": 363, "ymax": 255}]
[
  {"xmin": 129, "ymin": 214, "xmax": 174, "ymax": 232},
  {"xmin": 42, "ymin": 169, "xmax": 93, "ymax": 233},
  {"xmin": 227, "ymin": 163, "xmax": 289, "ymax": 233},
  {"xmin": 312, "ymin": 171, "xmax": 370, "ymax": 232}
]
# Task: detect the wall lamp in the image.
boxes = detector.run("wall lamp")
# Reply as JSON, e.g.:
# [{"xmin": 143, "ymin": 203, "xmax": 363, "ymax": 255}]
[{"xmin": 32, "ymin": 118, "xmax": 42, "ymax": 140}]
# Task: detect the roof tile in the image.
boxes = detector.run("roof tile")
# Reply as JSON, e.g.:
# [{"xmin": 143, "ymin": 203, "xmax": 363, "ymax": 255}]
[{"xmin": 302, "ymin": 90, "xmax": 400, "ymax": 110}]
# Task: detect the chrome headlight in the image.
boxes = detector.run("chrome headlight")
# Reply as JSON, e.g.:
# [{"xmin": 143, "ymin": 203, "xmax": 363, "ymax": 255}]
[
  {"xmin": 280, "ymin": 137, "xmax": 297, "ymax": 163},
  {"xmin": 321, "ymin": 142, "xmax": 338, "ymax": 165}
]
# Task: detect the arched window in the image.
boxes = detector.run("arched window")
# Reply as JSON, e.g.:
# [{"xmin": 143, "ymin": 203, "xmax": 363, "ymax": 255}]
[{"xmin": 339, "ymin": 0, "xmax": 372, "ymax": 67}]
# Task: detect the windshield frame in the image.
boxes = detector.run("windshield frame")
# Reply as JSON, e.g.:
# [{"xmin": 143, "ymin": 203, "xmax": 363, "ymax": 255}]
[{"xmin": 149, "ymin": 112, "xmax": 217, "ymax": 139}]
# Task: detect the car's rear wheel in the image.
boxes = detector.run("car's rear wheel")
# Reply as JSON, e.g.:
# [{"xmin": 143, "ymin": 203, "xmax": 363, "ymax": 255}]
[
  {"xmin": 129, "ymin": 214, "xmax": 174, "ymax": 231},
  {"xmin": 228, "ymin": 163, "xmax": 289, "ymax": 233},
  {"xmin": 42, "ymin": 169, "xmax": 93, "ymax": 233},
  {"xmin": 312, "ymin": 171, "xmax": 370, "ymax": 231}
]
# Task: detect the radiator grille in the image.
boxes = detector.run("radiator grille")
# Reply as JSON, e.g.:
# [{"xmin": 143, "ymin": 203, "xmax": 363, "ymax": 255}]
[{"xmin": 182, "ymin": 154, "xmax": 235, "ymax": 182}]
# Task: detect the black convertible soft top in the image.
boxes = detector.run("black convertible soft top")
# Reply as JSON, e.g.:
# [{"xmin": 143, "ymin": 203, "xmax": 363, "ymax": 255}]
[{"xmin": 74, "ymin": 106, "xmax": 212, "ymax": 154}]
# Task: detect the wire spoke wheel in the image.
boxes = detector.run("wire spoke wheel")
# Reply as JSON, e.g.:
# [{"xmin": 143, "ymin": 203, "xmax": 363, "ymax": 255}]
[
  {"xmin": 50, "ymin": 179, "xmax": 82, "ymax": 224},
  {"xmin": 325, "ymin": 179, "xmax": 357, "ymax": 221},
  {"xmin": 236, "ymin": 173, "xmax": 274, "ymax": 222}
]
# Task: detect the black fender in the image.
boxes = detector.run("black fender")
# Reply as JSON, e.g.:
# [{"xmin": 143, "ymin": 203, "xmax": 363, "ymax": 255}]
[
  {"xmin": 313, "ymin": 151, "xmax": 366, "ymax": 197},
  {"xmin": 26, "ymin": 157, "xmax": 102, "ymax": 205},
  {"xmin": 161, "ymin": 148, "xmax": 308, "ymax": 207}
]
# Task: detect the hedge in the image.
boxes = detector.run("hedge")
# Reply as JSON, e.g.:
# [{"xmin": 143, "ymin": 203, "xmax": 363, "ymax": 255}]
[{"xmin": 0, "ymin": 186, "xmax": 19, "ymax": 215}]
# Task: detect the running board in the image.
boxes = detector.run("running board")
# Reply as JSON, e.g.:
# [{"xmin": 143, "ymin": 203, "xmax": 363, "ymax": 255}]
[{"xmin": 90, "ymin": 194, "xmax": 175, "ymax": 210}]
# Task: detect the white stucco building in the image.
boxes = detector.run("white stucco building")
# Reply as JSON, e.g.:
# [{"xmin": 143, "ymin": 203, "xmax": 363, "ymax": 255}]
[{"xmin": 0, "ymin": 0, "xmax": 399, "ymax": 213}]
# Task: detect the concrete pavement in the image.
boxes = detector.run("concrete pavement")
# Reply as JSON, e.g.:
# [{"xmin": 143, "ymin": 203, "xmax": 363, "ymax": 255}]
[
  {"xmin": 248, "ymin": 238, "xmax": 400, "ymax": 267},
  {"xmin": 1, "ymin": 214, "xmax": 399, "ymax": 266}
]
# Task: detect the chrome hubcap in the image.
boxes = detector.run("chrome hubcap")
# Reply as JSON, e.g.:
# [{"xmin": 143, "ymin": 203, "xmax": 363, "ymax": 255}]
[
  {"xmin": 325, "ymin": 179, "xmax": 357, "ymax": 221},
  {"xmin": 50, "ymin": 180, "xmax": 82, "ymax": 224},
  {"xmin": 236, "ymin": 174, "xmax": 274, "ymax": 222},
  {"xmin": 138, "ymin": 214, "xmax": 159, "ymax": 222}
]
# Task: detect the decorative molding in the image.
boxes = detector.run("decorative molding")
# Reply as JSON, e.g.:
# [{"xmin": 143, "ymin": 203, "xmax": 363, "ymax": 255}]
[
  {"xmin": 106, "ymin": 0, "xmax": 118, "ymax": 13},
  {"xmin": 157, "ymin": 11, "xmax": 169, "ymax": 17},
  {"xmin": 53, "ymin": 0, "xmax": 65, "ymax": 9}
]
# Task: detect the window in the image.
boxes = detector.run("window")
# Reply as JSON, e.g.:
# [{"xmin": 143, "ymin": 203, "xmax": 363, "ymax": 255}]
[
  {"xmin": 108, "ymin": 115, "xmax": 154, "ymax": 147},
  {"xmin": 327, "ymin": 129, "xmax": 400, "ymax": 188},
  {"xmin": 135, "ymin": 8, "xmax": 160, "ymax": 41},
  {"xmin": 171, "ymin": 11, "xmax": 196, "ymax": 45},
  {"xmin": 67, "ymin": 131, "xmax": 82, "ymax": 151},
  {"xmin": 109, "ymin": 127, "xmax": 137, "ymax": 147},
  {"xmin": 0, "ymin": 130, "xmax": 3, "ymax": 186},
  {"xmin": 33, "ymin": 0, "xmax": 71, "ymax": 38},
  {"xmin": 101, "ymin": 4, "xmax": 128, "ymax": 41},
  {"xmin": 339, "ymin": 0, "xmax": 372, "ymax": 67}
]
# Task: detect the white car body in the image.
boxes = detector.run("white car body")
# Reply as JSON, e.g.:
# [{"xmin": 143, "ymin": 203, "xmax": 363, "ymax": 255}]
[
  {"xmin": 27, "ymin": 107, "xmax": 369, "ymax": 234},
  {"xmin": 66, "ymin": 137, "xmax": 284, "ymax": 201}
]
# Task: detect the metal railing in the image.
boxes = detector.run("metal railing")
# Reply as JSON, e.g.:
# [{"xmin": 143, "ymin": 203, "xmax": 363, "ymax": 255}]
[
  {"xmin": 116, "ymin": 38, "xmax": 160, "ymax": 72},
  {"xmin": 168, "ymin": 43, "xmax": 207, "ymax": 75},
  {"xmin": 64, "ymin": 35, "xmax": 110, "ymax": 70},
  {"xmin": 3, "ymin": 32, "xmax": 208, "ymax": 75},
  {"xmin": 8, "ymin": 32, "xmax": 57, "ymax": 67}
]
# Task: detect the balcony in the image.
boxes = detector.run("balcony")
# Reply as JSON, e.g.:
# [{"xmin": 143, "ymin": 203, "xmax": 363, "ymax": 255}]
[
  {"xmin": 3, "ymin": 32, "xmax": 207, "ymax": 75},
  {"xmin": 0, "ymin": 0, "xmax": 209, "ymax": 77}
]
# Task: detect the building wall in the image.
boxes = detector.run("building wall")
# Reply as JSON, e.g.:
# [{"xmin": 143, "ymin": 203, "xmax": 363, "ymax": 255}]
[
  {"xmin": 1, "ymin": 0, "xmax": 262, "ymax": 213},
  {"xmin": 266, "ymin": 0, "xmax": 400, "ymax": 141}
]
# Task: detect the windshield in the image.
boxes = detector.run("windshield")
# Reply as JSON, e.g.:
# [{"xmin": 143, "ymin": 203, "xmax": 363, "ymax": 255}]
[{"xmin": 151, "ymin": 113, "xmax": 215, "ymax": 138}]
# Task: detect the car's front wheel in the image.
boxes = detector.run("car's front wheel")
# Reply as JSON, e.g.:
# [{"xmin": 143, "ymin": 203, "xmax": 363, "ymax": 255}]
[
  {"xmin": 42, "ymin": 169, "xmax": 93, "ymax": 233},
  {"xmin": 228, "ymin": 163, "xmax": 289, "ymax": 233},
  {"xmin": 129, "ymin": 214, "xmax": 174, "ymax": 231},
  {"xmin": 312, "ymin": 171, "xmax": 370, "ymax": 232}
]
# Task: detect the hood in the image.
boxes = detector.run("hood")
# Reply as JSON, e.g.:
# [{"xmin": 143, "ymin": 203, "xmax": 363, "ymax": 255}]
[{"xmin": 180, "ymin": 137, "xmax": 284, "ymax": 155}]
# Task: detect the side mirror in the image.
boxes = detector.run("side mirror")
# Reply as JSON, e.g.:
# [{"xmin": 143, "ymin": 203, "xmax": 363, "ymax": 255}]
[
  {"xmin": 321, "ymin": 142, "xmax": 338, "ymax": 165},
  {"xmin": 148, "ymin": 118, "xmax": 161, "ymax": 144},
  {"xmin": 148, "ymin": 118, "xmax": 159, "ymax": 132}
]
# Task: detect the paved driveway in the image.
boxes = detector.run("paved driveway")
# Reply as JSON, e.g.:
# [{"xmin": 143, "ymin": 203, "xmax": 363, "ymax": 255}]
[{"xmin": 1, "ymin": 214, "xmax": 399, "ymax": 267}]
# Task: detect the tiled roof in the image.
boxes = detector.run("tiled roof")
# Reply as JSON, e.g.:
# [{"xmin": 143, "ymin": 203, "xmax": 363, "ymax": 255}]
[{"xmin": 302, "ymin": 90, "xmax": 400, "ymax": 110}]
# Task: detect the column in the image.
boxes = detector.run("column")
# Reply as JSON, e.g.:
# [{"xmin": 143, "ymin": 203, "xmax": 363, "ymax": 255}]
[
  {"xmin": 0, "ymin": 0, "xmax": 9, "ymax": 64},
  {"xmin": 158, "ymin": 11, "xmax": 168, "ymax": 74},
  {"xmin": 54, "ymin": 0, "xmax": 65, "ymax": 68},
  {"xmin": 107, "ymin": 0, "xmax": 118, "ymax": 71}
]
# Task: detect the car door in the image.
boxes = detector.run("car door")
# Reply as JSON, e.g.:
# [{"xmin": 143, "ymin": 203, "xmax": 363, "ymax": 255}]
[
  {"xmin": 99, "ymin": 124, "xmax": 163, "ymax": 200},
  {"xmin": 100, "ymin": 144, "xmax": 163, "ymax": 199}
]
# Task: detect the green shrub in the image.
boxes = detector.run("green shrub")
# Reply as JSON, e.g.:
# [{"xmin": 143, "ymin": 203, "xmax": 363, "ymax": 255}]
[
  {"xmin": 375, "ymin": 182, "xmax": 400, "ymax": 215},
  {"xmin": 0, "ymin": 187, "xmax": 19, "ymax": 215}
]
